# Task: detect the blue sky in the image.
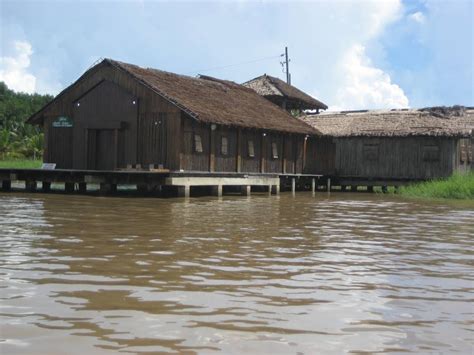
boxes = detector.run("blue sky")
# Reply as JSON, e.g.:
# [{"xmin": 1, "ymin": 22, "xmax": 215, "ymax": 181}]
[{"xmin": 1, "ymin": 0, "xmax": 472, "ymax": 110}]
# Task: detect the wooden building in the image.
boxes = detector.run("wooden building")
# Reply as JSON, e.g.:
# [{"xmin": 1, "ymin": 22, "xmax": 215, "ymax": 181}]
[
  {"xmin": 302, "ymin": 107, "xmax": 474, "ymax": 180},
  {"xmin": 27, "ymin": 59, "xmax": 319, "ymax": 174},
  {"xmin": 243, "ymin": 74, "xmax": 327, "ymax": 112}
]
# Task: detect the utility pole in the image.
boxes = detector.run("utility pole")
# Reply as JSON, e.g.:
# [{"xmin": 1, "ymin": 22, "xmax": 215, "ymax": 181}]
[{"xmin": 280, "ymin": 47, "xmax": 291, "ymax": 84}]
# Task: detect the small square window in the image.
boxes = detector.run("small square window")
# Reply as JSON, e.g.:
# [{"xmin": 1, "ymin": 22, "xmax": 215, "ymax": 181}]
[
  {"xmin": 221, "ymin": 136, "xmax": 228, "ymax": 156},
  {"xmin": 271, "ymin": 142, "xmax": 279, "ymax": 159},
  {"xmin": 248, "ymin": 140, "xmax": 255, "ymax": 158},
  {"xmin": 194, "ymin": 134, "xmax": 203, "ymax": 153}
]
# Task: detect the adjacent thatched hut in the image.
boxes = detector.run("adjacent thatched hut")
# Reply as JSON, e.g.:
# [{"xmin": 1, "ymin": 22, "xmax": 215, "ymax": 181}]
[
  {"xmin": 301, "ymin": 107, "xmax": 474, "ymax": 180},
  {"xmin": 243, "ymin": 74, "xmax": 327, "ymax": 112},
  {"xmin": 28, "ymin": 59, "xmax": 319, "ymax": 173}
]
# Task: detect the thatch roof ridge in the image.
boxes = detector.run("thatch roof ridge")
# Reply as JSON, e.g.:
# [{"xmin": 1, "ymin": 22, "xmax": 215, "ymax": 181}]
[
  {"xmin": 243, "ymin": 74, "xmax": 328, "ymax": 110},
  {"xmin": 301, "ymin": 106, "xmax": 474, "ymax": 138}
]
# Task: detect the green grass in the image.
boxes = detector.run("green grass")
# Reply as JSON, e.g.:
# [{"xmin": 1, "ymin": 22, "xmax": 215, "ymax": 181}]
[
  {"xmin": 398, "ymin": 172, "xmax": 474, "ymax": 200},
  {"xmin": 0, "ymin": 159, "xmax": 43, "ymax": 169}
]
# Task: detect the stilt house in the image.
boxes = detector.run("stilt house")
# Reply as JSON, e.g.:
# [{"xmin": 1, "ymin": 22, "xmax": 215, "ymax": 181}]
[
  {"xmin": 301, "ymin": 107, "xmax": 474, "ymax": 179},
  {"xmin": 27, "ymin": 59, "xmax": 319, "ymax": 174}
]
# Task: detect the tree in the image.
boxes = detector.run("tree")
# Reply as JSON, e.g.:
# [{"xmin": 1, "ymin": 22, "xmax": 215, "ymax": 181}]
[{"xmin": 0, "ymin": 82, "xmax": 53, "ymax": 159}]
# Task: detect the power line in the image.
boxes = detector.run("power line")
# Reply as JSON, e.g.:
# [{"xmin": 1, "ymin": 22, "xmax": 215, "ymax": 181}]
[{"xmin": 185, "ymin": 54, "xmax": 284, "ymax": 75}]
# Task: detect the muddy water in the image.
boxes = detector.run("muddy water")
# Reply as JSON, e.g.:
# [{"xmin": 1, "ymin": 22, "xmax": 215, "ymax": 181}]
[{"xmin": 0, "ymin": 192, "xmax": 473, "ymax": 354}]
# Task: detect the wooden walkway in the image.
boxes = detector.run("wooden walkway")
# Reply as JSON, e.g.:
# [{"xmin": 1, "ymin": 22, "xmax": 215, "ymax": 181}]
[{"xmin": 0, "ymin": 168, "xmax": 323, "ymax": 197}]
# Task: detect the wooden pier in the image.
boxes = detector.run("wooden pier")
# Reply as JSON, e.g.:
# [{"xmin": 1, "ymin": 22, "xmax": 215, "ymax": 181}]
[{"xmin": 0, "ymin": 168, "xmax": 325, "ymax": 197}]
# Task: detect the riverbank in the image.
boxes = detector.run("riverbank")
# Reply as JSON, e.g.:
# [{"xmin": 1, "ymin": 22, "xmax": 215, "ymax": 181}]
[
  {"xmin": 397, "ymin": 172, "xmax": 474, "ymax": 200},
  {"xmin": 0, "ymin": 159, "xmax": 42, "ymax": 169}
]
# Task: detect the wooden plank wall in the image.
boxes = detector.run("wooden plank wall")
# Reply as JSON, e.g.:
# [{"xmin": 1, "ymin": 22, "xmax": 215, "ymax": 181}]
[
  {"xmin": 46, "ymin": 120, "xmax": 73, "ymax": 168},
  {"xmin": 264, "ymin": 133, "xmax": 283, "ymax": 173},
  {"xmin": 304, "ymin": 137, "xmax": 336, "ymax": 175},
  {"xmin": 240, "ymin": 130, "xmax": 262, "ymax": 173},
  {"xmin": 214, "ymin": 126, "xmax": 237, "ymax": 172},
  {"xmin": 334, "ymin": 137, "xmax": 457, "ymax": 179},
  {"xmin": 73, "ymin": 80, "xmax": 138, "ymax": 169}
]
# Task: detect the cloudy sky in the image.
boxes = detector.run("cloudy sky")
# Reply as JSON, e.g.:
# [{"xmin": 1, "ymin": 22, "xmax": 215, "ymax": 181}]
[{"xmin": 1, "ymin": 0, "xmax": 472, "ymax": 110}]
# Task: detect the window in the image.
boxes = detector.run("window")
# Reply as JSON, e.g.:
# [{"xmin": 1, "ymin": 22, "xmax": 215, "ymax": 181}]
[
  {"xmin": 248, "ymin": 140, "xmax": 255, "ymax": 158},
  {"xmin": 363, "ymin": 143, "xmax": 379, "ymax": 162},
  {"xmin": 221, "ymin": 136, "xmax": 228, "ymax": 156},
  {"xmin": 422, "ymin": 145, "xmax": 439, "ymax": 162},
  {"xmin": 271, "ymin": 142, "xmax": 279, "ymax": 159},
  {"xmin": 194, "ymin": 134, "xmax": 203, "ymax": 153}
]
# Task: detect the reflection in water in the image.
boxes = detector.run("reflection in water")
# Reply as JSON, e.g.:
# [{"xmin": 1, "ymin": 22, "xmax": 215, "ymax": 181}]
[{"xmin": 0, "ymin": 193, "xmax": 473, "ymax": 354}]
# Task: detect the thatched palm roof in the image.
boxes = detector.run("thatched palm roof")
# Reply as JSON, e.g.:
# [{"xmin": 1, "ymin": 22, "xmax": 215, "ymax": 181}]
[
  {"xmin": 301, "ymin": 106, "xmax": 474, "ymax": 138},
  {"xmin": 28, "ymin": 59, "xmax": 318, "ymax": 135},
  {"xmin": 243, "ymin": 74, "xmax": 328, "ymax": 111}
]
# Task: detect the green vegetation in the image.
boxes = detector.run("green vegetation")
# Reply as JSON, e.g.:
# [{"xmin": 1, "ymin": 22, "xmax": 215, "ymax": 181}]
[
  {"xmin": 0, "ymin": 82, "xmax": 53, "ymax": 161},
  {"xmin": 0, "ymin": 159, "xmax": 42, "ymax": 169},
  {"xmin": 397, "ymin": 173, "xmax": 474, "ymax": 200}
]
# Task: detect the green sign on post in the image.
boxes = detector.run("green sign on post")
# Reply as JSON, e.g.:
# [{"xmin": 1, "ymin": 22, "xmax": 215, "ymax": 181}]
[{"xmin": 52, "ymin": 116, "xmax": 73, "ymax": 128}]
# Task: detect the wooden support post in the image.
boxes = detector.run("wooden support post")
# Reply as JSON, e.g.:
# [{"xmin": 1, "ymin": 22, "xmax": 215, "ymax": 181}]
[
  {"xmin": 236, "ymin": 128, "xmax": 242, "ymax": 173},
  {"xmin": 291, "ymin": 178, "xmax": 296, "ymax": 194},
  {"xmin": 211, "ymin": 185, "xmax": 223, "ymax": 197},
  {"xmin": 311, "ymin": 178, "xmax": 316, "ymax": 194},
  {"xmin": 2, "ymin": 180, "xmax": 11, "ymax": 191},
  {"xmin": 351, "ymin": 185, "xmax": 358, "ymax": 192},
  {"xmin": 25, "ymin": 180, "xmax": 37, "ymax": 192},
  {"xmin": 367, "ymin": 185, "xmax": 374, "ymax": 193},
  {"xmin": 42, "ymin": 182, "xmax": 51, "ymax": 192},
  {"xmin": 327, "ymin": 178, "xmax": 331, "ymax": 192},
  {"xmin": 241, "ymin": 185, "xmax": 251, "ymax": 196},
  {"xmin": 177, "ymin": 185, "xmax": 190, "ymax": 198},
  {"xmin": 65, "ymin": 182, "xmax": 75, "ymax": 193},
  {"xmin": 341, "ymin": 185, "xmax": 347, "ymax": 192},
  {"xmin": 268, "ymin": 184, "xmax": 272, "ymax": 195},
  {"xmin": 100, "ymin": 183, "xmax": 116, "ymax": 194},
  {"xmin": 78, "ymin": 183, "xmax": 87, "ymax": 193},
  {"xmin": 209, "ymin": 126, "xmax": 215, "ymax": 172},
  {"xmin": 260, "ymin": 133, "xmax": 265, "ymax": 173},
  {"xmin": 271, "ymin": 184, "xmax": 280, "ymax": 195}
]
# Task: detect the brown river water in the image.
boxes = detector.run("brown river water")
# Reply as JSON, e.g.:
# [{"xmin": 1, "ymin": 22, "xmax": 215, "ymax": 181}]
[{"xmin": 1, "ymin": 192, "xmax": 473, "ymax": 354}]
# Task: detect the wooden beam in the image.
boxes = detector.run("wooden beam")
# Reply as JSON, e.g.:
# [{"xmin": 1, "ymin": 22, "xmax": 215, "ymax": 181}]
[
  {"xmin": 282, "ymin": 135, "xmax": 287, "ymax": 174},
  {"xmin": 209, "ymin": 125, "xmax": 215, "ymax": 172},
  {"xmin": 236, "ymin": 128, "xmax": 242, "ymax": 173}
]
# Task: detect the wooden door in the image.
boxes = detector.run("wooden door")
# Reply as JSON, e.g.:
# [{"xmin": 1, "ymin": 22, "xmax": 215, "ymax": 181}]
[{"xmin": 87, "ymin": 129, "xmax": 116, "ymax": 170}]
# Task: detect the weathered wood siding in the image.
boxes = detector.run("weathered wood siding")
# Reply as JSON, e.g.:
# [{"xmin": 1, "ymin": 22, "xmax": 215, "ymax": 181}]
[
  {"xmin": 454, "ymin": 137, "xmax": 474, "ymax": 173},
  {"xmin": 214, "ymin": 126, "xmax": 237, "ymax": 172},
  {"xmin": 304, "ymin": 137, "xmax": 336, "ymax": 174},
  {"xmin": 73, "ymin": 80, "xmax": 138, "ymax": 170},
  {"xmin": 334, "ymin": 137, "xmax": 457, "ymax": 179},
  {"xmin": 264, "ymin": 133, "xmax": 283, "ymax": 173},
  {"xmin": 181, "ymin": 118, "xmax": 210, "ymax": 171},
  {"xmin": 240, "ymin": 130, "xmax": 262, "ymax": 173},
  {"xmin": 45, "ymin": 117, "xmax": 73, "ymax": 168}
]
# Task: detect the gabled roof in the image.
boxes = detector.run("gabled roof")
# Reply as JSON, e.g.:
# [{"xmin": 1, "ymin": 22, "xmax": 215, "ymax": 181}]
[
  {"xmin": 28, "ymin": 59, "xmax": 318, "ymax": 135},
  {"xmin": 300, "ymin": 106, "xmax": 474, "ymax": 138},
  {"xmin": 243, "ymin": 74, "xmax": 328, "ymax": 111}
]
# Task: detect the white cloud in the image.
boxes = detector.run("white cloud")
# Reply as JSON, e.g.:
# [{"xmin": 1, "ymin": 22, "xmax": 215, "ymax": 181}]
[
  {"xmin": 409, "ymin": 11, "xmax": 426, "ymax": 24},
  {"xmin": 0, "ymin": 41, "xmax": 37, "ymax": 93},
  {"xmin": 331, "ymin": 44, "xmax": 409, "ymax": 110}
]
